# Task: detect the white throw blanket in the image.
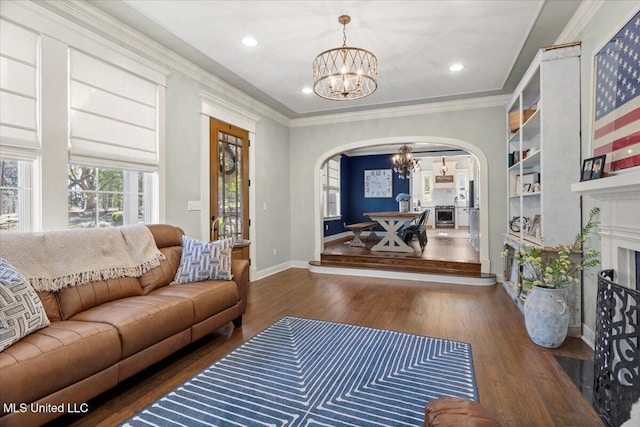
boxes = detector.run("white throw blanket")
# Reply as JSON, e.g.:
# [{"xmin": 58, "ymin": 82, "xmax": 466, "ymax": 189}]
[{"xmin": 0, "ymin": 225, "xmax": 165, "ymax": 292}]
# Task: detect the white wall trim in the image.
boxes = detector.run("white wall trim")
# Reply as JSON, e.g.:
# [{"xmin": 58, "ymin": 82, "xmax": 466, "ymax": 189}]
[
  {"xmin": 253, "ymin": 261, "xmax": 300, "ymax": 281},
  {"xmin": 313, "ymin": 136, "xmax": 492, "ymax": 273},
  {"xmin": 200, "ymin": 95, "xmax": 259, "ymax": 281},
  {"xmin": 290, "ymin": 95, "xmax": 510, "ymax": 128},
  {"xmin": 554, "ymin": 0, "xmax": 605, "ymax": 44}
]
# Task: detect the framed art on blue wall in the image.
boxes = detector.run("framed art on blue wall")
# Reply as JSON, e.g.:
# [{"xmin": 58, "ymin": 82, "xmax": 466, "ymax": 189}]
[{"xmin": 364, "ymin": 169, "xmax": 392, "ymax": 198}]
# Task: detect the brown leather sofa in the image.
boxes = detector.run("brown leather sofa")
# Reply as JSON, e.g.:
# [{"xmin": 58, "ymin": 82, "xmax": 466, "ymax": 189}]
[{"xmin": 0, "ymin": 224, "xmax": 249, "ymax": 427}]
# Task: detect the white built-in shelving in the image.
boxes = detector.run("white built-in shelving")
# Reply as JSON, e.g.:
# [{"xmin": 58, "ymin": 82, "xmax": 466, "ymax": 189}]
[{"xmin": 503, "ymin": 43, "xmax": 583, "ymax": 336}]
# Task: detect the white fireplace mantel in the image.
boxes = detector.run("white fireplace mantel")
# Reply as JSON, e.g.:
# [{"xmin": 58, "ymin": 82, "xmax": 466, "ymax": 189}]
[
  {"xmin": 572, "ymin": 168, "xmax": 640, "ymax": 289},
  {"xmin": 571, "ymin": 169, "xmax": 640, "ymax": 201}
]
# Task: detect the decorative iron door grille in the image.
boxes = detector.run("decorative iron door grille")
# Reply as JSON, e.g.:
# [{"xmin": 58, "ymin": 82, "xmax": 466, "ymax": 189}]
[{"xmin": 593, "ymin": 270, "xmax": 640, "ymax": 427}]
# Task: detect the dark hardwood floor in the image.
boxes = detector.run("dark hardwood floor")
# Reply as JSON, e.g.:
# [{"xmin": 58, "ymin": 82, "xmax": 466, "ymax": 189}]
[{"xmin": 50, "ymin": 269, "xmax": 602, "ymax": 427}]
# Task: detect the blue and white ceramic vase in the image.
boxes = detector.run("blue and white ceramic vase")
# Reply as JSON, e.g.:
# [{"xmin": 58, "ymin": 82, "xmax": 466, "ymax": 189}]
[{"xmin": 523, "ymin": 285, "xmax": 570, "ymax": 348}]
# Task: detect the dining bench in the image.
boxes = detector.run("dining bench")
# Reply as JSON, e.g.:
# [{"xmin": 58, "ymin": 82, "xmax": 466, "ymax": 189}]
[{"xmin": 344, "ymin": 221, "xmax": 379, "ymax": 247}]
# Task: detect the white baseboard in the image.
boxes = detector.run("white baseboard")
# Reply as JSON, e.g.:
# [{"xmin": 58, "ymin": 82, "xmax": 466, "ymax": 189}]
[
  {"xmin": 582, "ymin": 323, "xmax": 595, "ymax": 350},
  {"xmin": 252, "ymin": 261, "xmax": 297, "ymax": 281}
]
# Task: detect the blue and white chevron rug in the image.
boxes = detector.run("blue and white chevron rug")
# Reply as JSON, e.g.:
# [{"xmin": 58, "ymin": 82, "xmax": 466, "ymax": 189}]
[{"xmin": 122, "ymin": 316, "xmax": 478, "ymax": 426}]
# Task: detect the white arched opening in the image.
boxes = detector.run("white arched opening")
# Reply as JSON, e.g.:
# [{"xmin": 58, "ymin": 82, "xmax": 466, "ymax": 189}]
[{"xmin": 313, "ymin": 136, "xmax": 491, "ymax": 273}]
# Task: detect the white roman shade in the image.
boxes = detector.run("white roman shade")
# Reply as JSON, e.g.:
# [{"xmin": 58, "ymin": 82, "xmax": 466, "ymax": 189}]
[
  {"xmin": 68, "ymin": 49, "xmax": 160, "ymax": 171},
  {"xmin": 0, "ymin": 19, "xmax": 39, "ymax": 160}
]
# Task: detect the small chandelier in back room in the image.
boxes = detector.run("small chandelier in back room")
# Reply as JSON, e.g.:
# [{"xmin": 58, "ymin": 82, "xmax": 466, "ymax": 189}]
[
  {"xmin": 392, "ymin": 145, "xmax": 420, "ymax": 179},
  {"xmin": 440, "ymin": 157, "xmax": 448, "ymax": 176},
  {"xmin": 312, "ymin": 15, "xmax": 378, "ymax": 101}
]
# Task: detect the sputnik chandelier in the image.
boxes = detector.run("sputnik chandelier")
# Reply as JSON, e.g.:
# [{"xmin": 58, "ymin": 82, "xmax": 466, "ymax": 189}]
[
  {"xmin": 312, "ymin": 15, "xmax": 378, "ymax": 101},
  {"xmin": 392, "ymin": 145, "xmax": 420, "ymax": 179}
]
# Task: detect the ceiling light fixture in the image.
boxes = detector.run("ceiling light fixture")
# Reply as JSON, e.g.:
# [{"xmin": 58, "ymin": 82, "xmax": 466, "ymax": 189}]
[
  {"xmin": 313, "ymin": 15, "xmax": 377, "ymax": 101},
  {"xmin": 242, "ymin": 37, "xmax": 258, "ymax": 47},
  {"xmin": 392, "ymin": 145, "xmax": 420, "ymax": 179},
  {"xmin": 449, "ymin": 63, "xmax": 464, "ymax": 72},
  {"xmin": 302, "ymin": 87, "xmax": 313, "ymax": 94},
  {"xmin": 440, "ymin": 157, "xmax": 448, "ymax": 176}
]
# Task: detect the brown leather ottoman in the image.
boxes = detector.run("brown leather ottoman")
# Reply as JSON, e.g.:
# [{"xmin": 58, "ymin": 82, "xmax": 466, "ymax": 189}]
[{"xmin": 424, "ymin": 397, "xmax": 502, "ymax": 427}]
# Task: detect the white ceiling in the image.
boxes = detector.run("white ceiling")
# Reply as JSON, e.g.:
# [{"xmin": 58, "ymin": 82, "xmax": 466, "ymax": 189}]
[{"xmin": 89, "ymin": 0, "xmax": 580, "ymax": 118}]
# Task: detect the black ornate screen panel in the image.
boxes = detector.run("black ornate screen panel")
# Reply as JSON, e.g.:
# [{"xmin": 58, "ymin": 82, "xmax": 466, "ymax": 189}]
[{"xmin": 593, "ymin": 270, "xmax": 640, "ymax": 427}]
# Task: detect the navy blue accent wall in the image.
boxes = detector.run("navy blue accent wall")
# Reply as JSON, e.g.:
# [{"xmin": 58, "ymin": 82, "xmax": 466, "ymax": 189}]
[
  {"xmin": 345, "ymin": 154, "xmax": 409, "ymax": 226},
  {"xmin": 322, "ymin": 154, "xmax": 409, "ymax": 236}
]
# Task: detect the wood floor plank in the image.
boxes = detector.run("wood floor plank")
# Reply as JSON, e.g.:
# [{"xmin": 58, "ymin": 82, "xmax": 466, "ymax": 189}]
[{"xmin": 48, "ymin": 268, "xmax": 602, "ymax": 427}]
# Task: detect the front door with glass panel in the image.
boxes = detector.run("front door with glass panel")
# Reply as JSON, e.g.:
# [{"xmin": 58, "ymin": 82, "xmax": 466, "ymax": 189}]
[{"xmin": 210, "ymin": 118, "xmax": 249, "ymax": 260}]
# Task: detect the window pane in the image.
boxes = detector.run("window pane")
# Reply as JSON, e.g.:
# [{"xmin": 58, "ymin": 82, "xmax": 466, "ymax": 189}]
[
  {"xmin": 68, "ymin": 165, "xmax": 151, "ymax": 228},
  {"xmin": 218, "ymin": 136, "xmax": 243, "ymax": 240},
  {"xmin": 1, "ymin": 160, "xmax": 18, "ymax": 187},
  {"xmin": 68, "ymin": 191, "xmax": 96, "ymax": 228},
  {"xmin": 0, "ymin": 189, "xmax": 19, "ymax": 231},
  {"xmin": 99, "ymin": 193, "xmax": 123, "ymax": 226},
  {"xmin": 98, "ymin": 169, "xmax": 124, "ymax": 192},
  {"xmin": 68, "ymin": 165, "xmax": 96, "ymax": 191}
]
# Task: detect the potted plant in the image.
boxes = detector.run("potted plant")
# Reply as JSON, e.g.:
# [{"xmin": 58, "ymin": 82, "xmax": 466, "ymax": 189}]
[
  {"xmin": 510, "ymin": 207, "xmax": 600, "ymax": 348},
  {"xmin": 395, "ymin": 193, "xmax": 411, "ymax": 212}
]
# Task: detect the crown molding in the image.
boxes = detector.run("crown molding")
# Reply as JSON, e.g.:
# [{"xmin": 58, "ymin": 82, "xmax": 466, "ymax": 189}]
[
  {"xmin": 37, "ymin": 0, "xmax": 291, "ymax": 127},
  {"xmin": 554, "ymin": 0, "xmax": 605, "ymax": 44},
  {"xmin": 290, "ymin": 94, "xmax": 511, "ymax": 128}
]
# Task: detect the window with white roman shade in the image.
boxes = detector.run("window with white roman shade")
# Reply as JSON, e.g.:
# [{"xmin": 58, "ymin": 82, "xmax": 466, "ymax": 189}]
[
  {"xmin": 0, "ymin": 19, "xmax": 40, "ymax": 160},
  {"xmin": 68, "ymin": 49, "xmax": 160, "ymax": 171}
]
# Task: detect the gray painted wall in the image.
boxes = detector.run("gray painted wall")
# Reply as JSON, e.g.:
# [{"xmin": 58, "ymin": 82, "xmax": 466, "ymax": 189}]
[{"xmin": 290, "ymin": 107, "xmax": 506, "ymax": 272}]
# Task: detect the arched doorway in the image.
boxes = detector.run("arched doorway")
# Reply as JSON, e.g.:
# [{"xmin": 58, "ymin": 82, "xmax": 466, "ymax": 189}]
[{"xmin": 313, "ymin": 136, "xmax": 491, "ymax": 272}]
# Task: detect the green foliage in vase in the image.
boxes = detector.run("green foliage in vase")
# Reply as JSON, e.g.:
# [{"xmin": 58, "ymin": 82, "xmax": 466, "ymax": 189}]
[{"xmin": 505, "ymin": 207, "xmax": 600, "ymax": 289}]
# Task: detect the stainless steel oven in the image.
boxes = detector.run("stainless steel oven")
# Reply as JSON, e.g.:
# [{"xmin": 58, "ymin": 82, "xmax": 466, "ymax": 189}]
[{"xmin": 435, "ymin": 205, "xmax": 455, "ymax": 228}]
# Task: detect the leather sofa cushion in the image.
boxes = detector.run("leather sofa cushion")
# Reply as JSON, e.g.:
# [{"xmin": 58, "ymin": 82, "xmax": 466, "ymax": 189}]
[
  {"xmin": 57, "ymin": 277, "xmax": 144, "ymax": 320},
  {"xmin": 37, "ymin": 291, "xmax": 61, "ymax": 322},
  {"xmin": 151, "ymin": 280, "xmax": 240, "ymax": 323},
  {"xmin": 424, "ymin": 397, "xmax": 502, "ymax": 427},
  {"xmin": 70, "ymin": 295, "xmax": 194, "ymax": 358},
  {"xmin": 147, "ymin": 224, "xmax": 183, "ymax": 249},
  {"xmin": 140, "ymin": 246, "xmax": 182, "ymax": 294},
  {"xmin": 0, "ymin": 320, "xmax": 120, "ymax": 409}
]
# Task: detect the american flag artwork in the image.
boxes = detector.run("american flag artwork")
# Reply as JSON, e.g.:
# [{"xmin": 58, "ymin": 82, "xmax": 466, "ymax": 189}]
[{"xmin": 593, "ymin": 10, "xmax": 640, "ymax": 171}]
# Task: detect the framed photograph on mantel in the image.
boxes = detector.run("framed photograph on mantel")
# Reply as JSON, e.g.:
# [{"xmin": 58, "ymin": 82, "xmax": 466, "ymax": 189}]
[
  {"xmin": 364, "ymin": 169, "xmax": 392, "ymax": 198},
  {"xmin": 591, "ymin": 10, "xmax": 640, "ymax": 171},
  {"xmin": 581, "ymin": 154, "xmax": 606, "ymax": 181}
]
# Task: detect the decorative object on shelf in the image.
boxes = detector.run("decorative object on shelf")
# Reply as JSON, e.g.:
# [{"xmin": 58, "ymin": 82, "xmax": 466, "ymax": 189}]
[
  {"xmin": 523, "ymin": 286, "xmax": 570, "ymax": 348},
  {"xmin": 391, "ymin": 145, "xmax": 420, "ymax": 179},
  {"xmin": 509, "ymin": 216, "xmax": 530, "ymax": 233},
  {"xmin": 513, "ymin": 207, "xmax": 600, "ymax": 347},
  {"xmin": 593, "ymin": 270, "xmax": 640, "ymax": 427},
  {"xmin": 527, "ymin": 214, "xmax": 541, "ymax": 238},
  {"xmin": 364, "ymin": 169, "xmax": 392, "ymax": 198},
  {"xmin": 581, "ymin": 154, "xmax": 606, "ymax": 181},
  {"xmin": 514, "ymin": 172, "xmax": 538, "ymax": 195},
  {"xmin": 395, "ymin": 193, "xmax": 410, "ymax": 212},
  {"xmin": 312, "ymin": 15, "xmax": 377, "ymax": 101},
  {"xmin": 440, "ymin": 157, "xmax": 448, "ymax": 176},
  {"xmin": 592, "ymin": 10, "xmax": 640, "ymax": 171},
  {"xmin": 508, "ymin": 109, "xmax": 536, "ymax": 133},
  {"xmin": 532, "ymin": 182, "xmax": 541, "ymax": 193}
]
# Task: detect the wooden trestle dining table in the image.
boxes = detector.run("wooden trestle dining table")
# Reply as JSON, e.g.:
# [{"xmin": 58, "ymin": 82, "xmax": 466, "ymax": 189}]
[{"xmin": 363, "ymin": 211, "xmax": 420, "ymax": 253}]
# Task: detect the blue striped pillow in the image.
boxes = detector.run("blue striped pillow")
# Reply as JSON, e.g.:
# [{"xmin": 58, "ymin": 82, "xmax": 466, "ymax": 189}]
[{"xmin": 173, "ymin": 236, "xmax": 233, "ymax": 284}]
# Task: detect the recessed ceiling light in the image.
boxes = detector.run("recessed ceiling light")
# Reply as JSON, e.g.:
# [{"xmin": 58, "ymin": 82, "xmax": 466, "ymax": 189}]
[
  {"xmin": 242, "ymin": 37, "xmax": 258, "ymax": 47},
  {"xmin": 302, "ymin": 87, "xmax": 313, "ymax": 94},
  {"xmin": 449, "ymin": 63, "xmax": 464, "ymax": 72}
]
